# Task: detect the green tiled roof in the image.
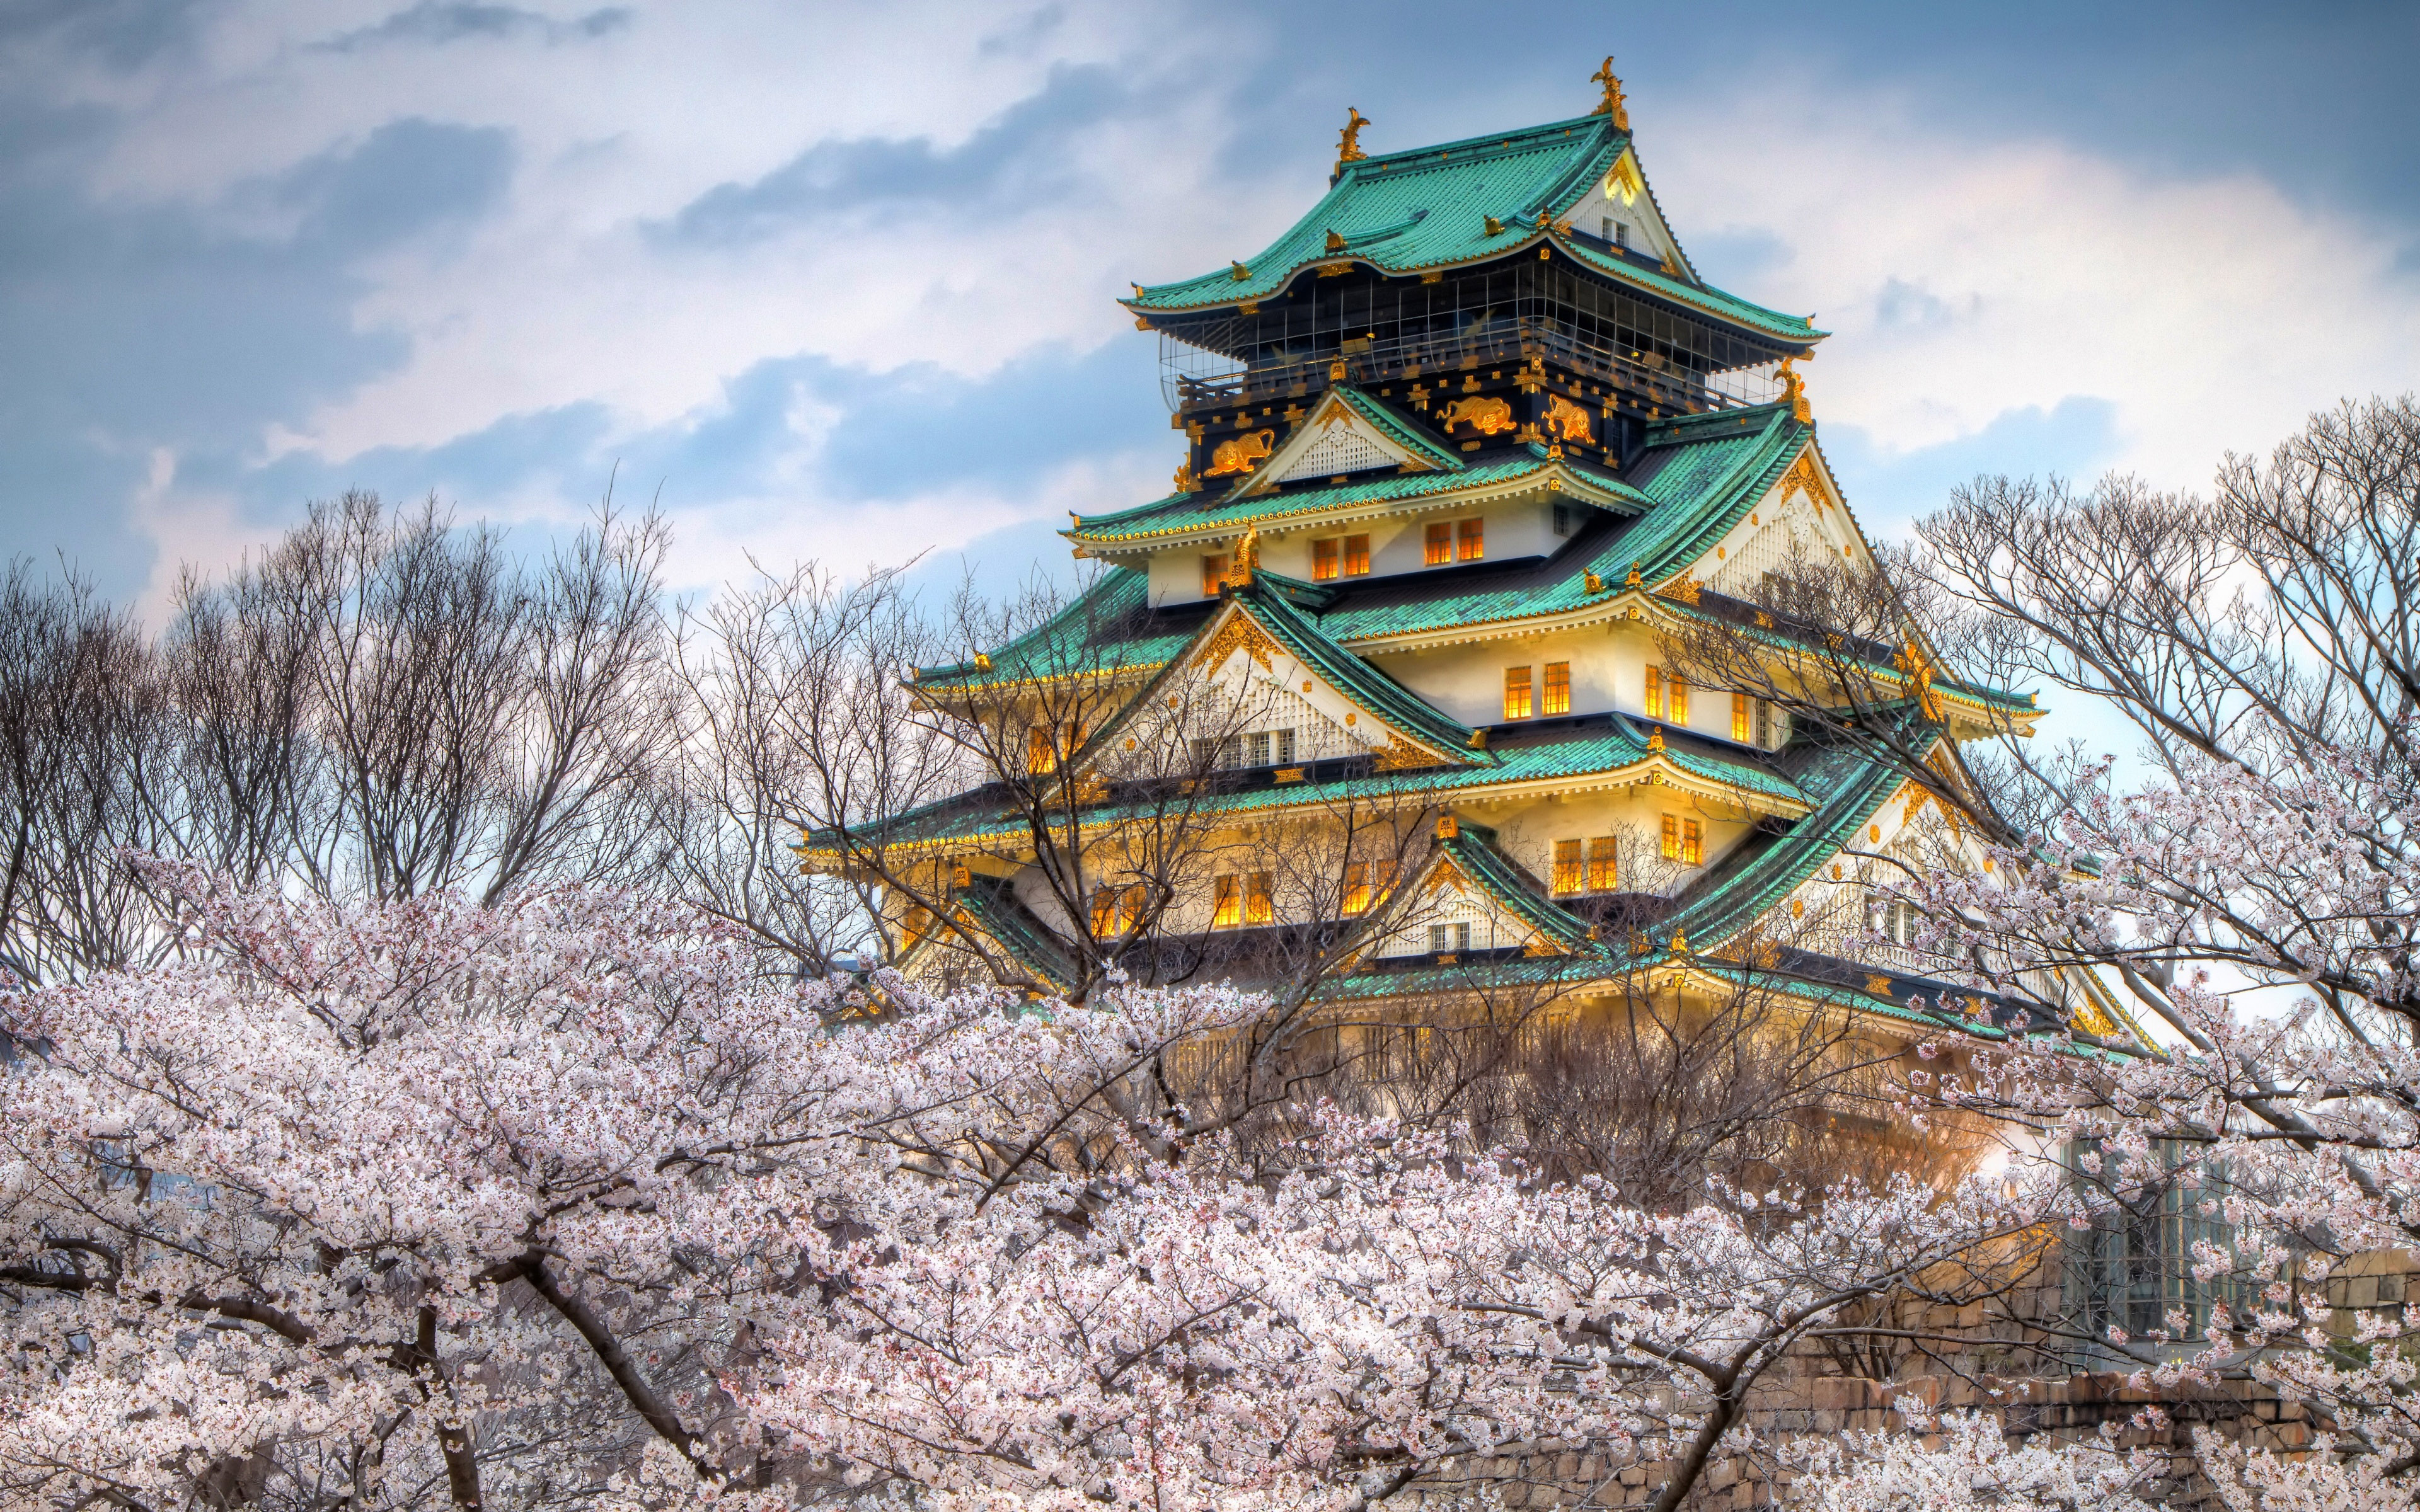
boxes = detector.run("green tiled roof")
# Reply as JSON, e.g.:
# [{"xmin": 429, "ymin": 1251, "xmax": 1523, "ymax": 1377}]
[
  {"xmin": 808, "ymin": 711, "xmax": 1806, "ymax": 856},
  {"xmin": 1578, "ymin": 404, "xmax": 1809, "ymax": 588},
  {"xmin": 912, "ymin": 878, "xmax": 1080, "ymax": 997},
  {"xmin": 913, "ymin": 569, "xmax": 1197, "ymax": 693},
  {"xmin": 1438, "ymin": 822, "xmax": 1600, "ymax": 953},
  {"xmin": 1313, "ymin": 404, "xmax": 1806, "ymax": 641},
  {"xmin": 1124, "ymin": 115, "xmax": 1821, "ymax": 346},
  {"xmin": 1230, "ymin": 576, "xmax": 1481, "ymax": 762},
  {"xmin": 1660, "ymin": 733, "xmax": 1927, "ymax": 951},
  {"xmin": 1068, "ymin": 450, "xmax": 1644, "ymax": 547}
]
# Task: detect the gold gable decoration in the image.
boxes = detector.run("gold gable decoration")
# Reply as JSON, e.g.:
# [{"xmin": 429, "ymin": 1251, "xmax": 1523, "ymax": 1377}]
[
  {"xmin": 1194, "ymin": 610, "xmax": 1279, "ymax": 673},
  {"xmin": 1375, "ymin": 734, "xmax": 1433, "ymax": 771},
  {"xmin": 1781, "ymin": 450, "xmax": 1825, "ymax": 508},
  {"xmin": 2072, "ymin": 998, "xmax": 2121, "ymax": 1038}
]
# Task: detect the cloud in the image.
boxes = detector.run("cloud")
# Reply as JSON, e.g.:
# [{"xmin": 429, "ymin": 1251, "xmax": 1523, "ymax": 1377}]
[
  {"xmin": 1657, "ymin": 86, "xmax": 2420, "ymax": 491},
  {"xmin": 314, "ymin": 3, "xmax": 632, "ymax": 53},
  {"xmin": 9, "ymin": 0, "xmax": 2419, "ymax": 626},
  {"xmin": 661, "ymin": 64, "xmax": 1134, "ymax": 244}
]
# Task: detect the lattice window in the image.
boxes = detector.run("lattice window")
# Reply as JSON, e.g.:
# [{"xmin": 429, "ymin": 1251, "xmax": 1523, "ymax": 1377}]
[{"xmin": 1274, "ymin": 420, "xmax": 1397, "ymax": 482}]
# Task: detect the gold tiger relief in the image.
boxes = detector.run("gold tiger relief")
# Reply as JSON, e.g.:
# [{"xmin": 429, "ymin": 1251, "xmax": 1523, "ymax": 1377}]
[
  {"xmin": 1436, "ymin": 396, "xmax": 1514, "ymax": 435},
  {"xmin": 1204, "ymin": 429, "xmax": 1276, "ymax": 477},
  {"xmin": 1543, "ymin": 394, "xmax": 1594, "ymax": 445}
]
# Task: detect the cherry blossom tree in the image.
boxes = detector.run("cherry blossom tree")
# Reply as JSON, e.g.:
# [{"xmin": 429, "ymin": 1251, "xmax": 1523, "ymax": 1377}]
[
  {"xmin": 0, "ymin": 861, "xmax": 2059, "ymax": 1512},
  {"xmin": 1830, "ymin": 399, "xmax": 2420, "ymax": 1510}
]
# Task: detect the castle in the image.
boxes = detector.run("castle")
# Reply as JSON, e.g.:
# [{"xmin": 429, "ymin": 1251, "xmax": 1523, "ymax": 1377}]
[{"xmin": 803, "ymin": 63, "xmax": 2133, "ymax": 1054}]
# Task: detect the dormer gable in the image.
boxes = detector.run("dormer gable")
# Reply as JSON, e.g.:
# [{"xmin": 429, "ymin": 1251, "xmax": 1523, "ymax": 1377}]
[
  {"xmin": 1695, "ymin": 442, "xmax": 1876, "ymax": 599},
  {"xmin": 1551, "ymin": 144, "xmax": 1688, "ymax": 275},
  {"xmin": 1243, "ymin": 387, "xmax": 1461, "ymax": 495},
  {"xmin": 1077, "ymin": 582, "xmax": 1481, "ymax": 780}
]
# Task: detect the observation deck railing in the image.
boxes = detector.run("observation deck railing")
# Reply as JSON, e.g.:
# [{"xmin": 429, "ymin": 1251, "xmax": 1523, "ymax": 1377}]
[{"xmin": 1168, "ymin": 316, "xmax": 1778, "ymax": 418}]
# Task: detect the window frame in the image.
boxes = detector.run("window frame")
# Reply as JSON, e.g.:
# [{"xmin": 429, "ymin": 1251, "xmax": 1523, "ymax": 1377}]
[
  {"xmin": 1212, "ymin": 874, "xmax": 1242, "ymax": 929},
  {"xmin": 1552, "ymin": 838, "xmax": 1583, "ymax": 896},
  {"xmin": 1587, "ymin": 835, "xmax": 1618, "ymax": 891},
  {"xmin": 1503, "ymin": 665, "xmax": 1534, "ymax": 720},
  {"xmin": 1543, "ymin": 661, "xmax": 1571, "ymax": 716}
]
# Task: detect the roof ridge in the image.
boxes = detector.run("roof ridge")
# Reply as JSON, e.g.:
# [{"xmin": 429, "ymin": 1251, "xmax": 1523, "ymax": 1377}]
[
  {"xmin": 1439, "ymin": 821, "xmax": 1601, "ymax": 952},
  {"xmin": 1348, "ymin": 112, "xmax": 1611, "ymax": 172},
  {"xmin": 1231, "ymin": 580, "xmax": 1480, "ymax": 764}
]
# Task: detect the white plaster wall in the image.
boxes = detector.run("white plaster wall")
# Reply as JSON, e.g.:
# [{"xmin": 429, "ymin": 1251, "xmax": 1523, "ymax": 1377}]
[
  {"xmin": 1373, "ymin": 617, "xmax": 1728, "ymax": 733},
  {"xmin": 1132, "ymin": 496, "xmax": 1563, "ymax": 606},
  {"xmin": 1475, "ymin": 784, "xmax": 1757, "ymax": 899}
]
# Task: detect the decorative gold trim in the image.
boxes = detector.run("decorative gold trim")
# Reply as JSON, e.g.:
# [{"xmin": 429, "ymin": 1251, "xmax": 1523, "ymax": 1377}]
[
  {"xmin": 1194, "ymin": 610, "xmax": 1279, "ymax": 673},
  {"xmin": 1217, "ymin": 526, "xmax": 1262, "ymax": 588},
  {"xmin": 1777, "ymin": 357, "xmax": 1811, "ymax": 423},
  {"xmin": 1375, "ymin": 735, "xmax": 1431, "ymax": 770}
]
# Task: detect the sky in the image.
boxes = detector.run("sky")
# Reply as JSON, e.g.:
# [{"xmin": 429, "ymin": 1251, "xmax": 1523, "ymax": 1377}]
[{"xmin": 4, "ymin": 0, "xmax": 2419, "ymax": 625}]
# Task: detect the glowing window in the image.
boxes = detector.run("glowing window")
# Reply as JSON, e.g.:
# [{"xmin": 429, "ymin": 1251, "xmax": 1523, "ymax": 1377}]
[
  {"xmin": 1343, "ymin": 534, "xmax": 1370, "ymax": 575},
  {"xmin": 1587, "ymin": 836, "xmax": 1618, "ymax": 891},
  {"xmin": 1552, "ymin": 839, "xmax": 1583, "ymax": 896},
  {"xmin": 1201, "ymin": 554, "xmax": 1229, "ymax": 595},
  {"xmin": 1245, "ymin": 871, "xmax": 1274, "ymax": 925},
  {"xmin": 1543, "ymin": 662, "xmax": 1570, "ymax": 716},
  {"xmin": 1312, "ymin": 538, "xmax": 1339, "ymax": 581},
  {"xmin": 1504, "ymin": 666, "xmax": 1533, "ymax": 720},
  {"xmin": 1425, "ymin": 522, "xmax": 1452, "ymax": 566},
  {"xmin": 1213, "ymin": 874, "xmax": 1242, "ymax": 928},
  {"xmin": 1457, "ymin": 517, "xmax": 1484, "ymax": 561},
  {"xmin": 1732, "ymin": 692, "xmax": 1751, "ymax": 742}
]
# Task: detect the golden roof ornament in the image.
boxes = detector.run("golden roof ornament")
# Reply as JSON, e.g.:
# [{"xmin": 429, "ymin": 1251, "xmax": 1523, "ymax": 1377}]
[
  {"xmin": 1590, "ymin": 57, "xmax": 1630, "ymax": 130},
  {"xmin": 1218, "ymin": 525, "xmax": 1262, "ymax": 589},
  {"xmin": 1647, "ymin": 725, "xmax": 1665, "ymax": 752},
  {"xmin": 1336, "ymin": 106, "xmax": 1371, "ymax": 168},
  {"xmin": 1172, "ymin": 460, "xmax": 1196, "ymax": 493},
  {"xmin": 1777, "ymin": 357, "xmax": 1811, "ymax": 423}
]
